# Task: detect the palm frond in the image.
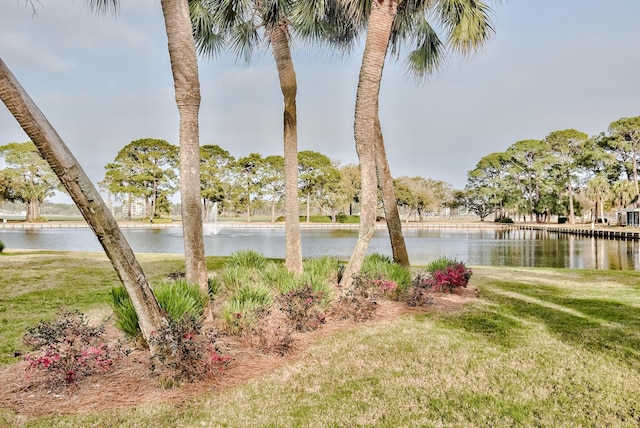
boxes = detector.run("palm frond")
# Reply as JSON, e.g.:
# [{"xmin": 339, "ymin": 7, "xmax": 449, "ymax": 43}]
[
  {"xmin": 85, "ymin": 0, "xmax": 119, "ymax": 16},
  {"xmin": 435, "ymin": 0, "xmax": 495, "ymax": 55},
  {"xmin": 404, "ymin": 18, "xmax": 446, "ymax": 80}
]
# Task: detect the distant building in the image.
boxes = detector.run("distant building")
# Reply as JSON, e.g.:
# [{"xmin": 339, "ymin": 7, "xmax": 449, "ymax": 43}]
[{"xmin": 121, "ymin": 199, "xmax": 147, "ymax": 217}]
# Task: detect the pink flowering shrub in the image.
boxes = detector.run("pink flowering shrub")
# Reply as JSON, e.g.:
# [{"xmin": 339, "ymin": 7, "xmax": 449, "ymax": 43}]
[
  {"xmin": 149, "ymin": 315, "xmax": 231, "ymax": 383},
  {"xmin": 22, "ymin": 309, "xmax": 121, "ymax": 389},
  {"xmin": 407, "ymin": 258, "xmax": 472, "ymax": 305},
  {"xmin": 278, "ymin": 285, "xmax": 326, "ymax": 331}
]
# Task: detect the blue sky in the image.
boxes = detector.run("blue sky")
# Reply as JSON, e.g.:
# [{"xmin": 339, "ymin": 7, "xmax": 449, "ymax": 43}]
[{"xmin": 1, "ymin": 0, "xmax": 639, "ymax": 203}]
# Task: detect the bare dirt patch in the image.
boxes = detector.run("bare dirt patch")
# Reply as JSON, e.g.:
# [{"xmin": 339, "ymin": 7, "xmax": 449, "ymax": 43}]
[{"xmin": 0, "ymin": 289, "xmax": 476, "ymax": 419}]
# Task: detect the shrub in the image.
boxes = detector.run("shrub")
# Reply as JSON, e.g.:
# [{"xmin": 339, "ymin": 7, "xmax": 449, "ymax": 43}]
[
  {"xmin": 22, "ymin": 309, "xmax": 121, "ymax": 389},
  {"xmin": 361, "ymin": 253, "xmax": 411, "ymax": 299},
  {"xmin": 111, "ymin": 280, "xmax": 208, "ymax": 342},
  {"xmin": 256, "ymin": 309, "xmax": 294, "ymax": 356},
  {"xmin": 331, "ymin": 274, "xmax": 380, "ymax": 322},
  {"xmin": 299, "ymin": 215, "xmax": 332, "ymax": 223},
  {"xmin": 420, "ymin": 257, "xmax": 473, "ymax": 295},
  {"xmin": 148, "ymin": 315, "xmax": 230, "ymax": 384},
  {"xmin": 220, "ymin": 282, "xmax": 273, "ymax": 335},
  {"xmin": 0, "ymin": 240, "xmax": 4, "ymax": 253},
  {"xmin": 278, "ymin": 284, "xmax": 326, "ymax": 331},
  {"xmin": 262, "ymin": 262, "xmax": 297, "ymax": 294},
  {"xmin": 495, "ymin": 216, "xmax": 514, "ymax": 224},
  {"xmin": 406, "ymin": 272, "xmax": 435, "ymax": 307},
  {"xmin": 336, "ymin": 214, "xmax": 359, "ymax": 223},
  {"xmin": 153, "ymin": 279, "xmax": 208, "ymax": 322},
  {"xmin": 226, "ymin": 250, "xmax": 268, "ymax": 271}
]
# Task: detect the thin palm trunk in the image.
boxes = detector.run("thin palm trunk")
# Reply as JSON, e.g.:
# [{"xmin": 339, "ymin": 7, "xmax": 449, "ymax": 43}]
[
  {"xmin": 160, "ymin": 0, "xmax": 208, "ymax": 292},
  {"xmin": 374, "ymin": 116, "xmax": 409, "ymax": 267},
  {"xmin": 341, "ymin": 0, "xmax": 397, "ymax": 288},
  {"xmin": 271, "ymin": 24, "xmax": 302, "ymax": 275},
  {"xmin": 0, "ymin": 57, "xmax": 165, "ymax": 349}
]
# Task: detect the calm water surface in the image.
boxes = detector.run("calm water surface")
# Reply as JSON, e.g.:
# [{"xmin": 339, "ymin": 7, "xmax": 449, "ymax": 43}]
[{"xmin": 2, "ymin": 227, "xmax": 640, "ymax": 270}]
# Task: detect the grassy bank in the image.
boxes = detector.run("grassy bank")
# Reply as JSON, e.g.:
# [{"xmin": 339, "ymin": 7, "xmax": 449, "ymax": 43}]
[{"xmin": 1, "ymin": 252, "xmax": 640, "ymax": 426}]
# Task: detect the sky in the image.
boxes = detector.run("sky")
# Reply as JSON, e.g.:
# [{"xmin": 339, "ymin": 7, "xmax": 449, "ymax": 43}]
[{"xmin": 1, "ymin": 0, "xmax": 639, "ymax": 204}]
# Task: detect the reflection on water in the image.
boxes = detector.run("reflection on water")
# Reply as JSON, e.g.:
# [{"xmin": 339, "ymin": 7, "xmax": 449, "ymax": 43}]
[{"xmin": 2, "ymin": 227, "xmax": 640, "ymax": 270}]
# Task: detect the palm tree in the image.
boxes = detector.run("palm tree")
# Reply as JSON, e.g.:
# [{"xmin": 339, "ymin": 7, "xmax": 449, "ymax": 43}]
[
  {"xmin": 159, "ymin": 0, "xmax": 208, "ymax": 292},
  {"xmin": 189, "ymin": 0, "xmax": 355, "ymax": 275},
  {"xmin": 83, "ymin": 0, "xmax": 209, "ymax": 292},
  {"xmin": 339, "ymin": 0, "xmax": 495, "ymax": 287},
  {"xmin": 0, "ymin": 58, "xmax": 166, "ymax": 349}
]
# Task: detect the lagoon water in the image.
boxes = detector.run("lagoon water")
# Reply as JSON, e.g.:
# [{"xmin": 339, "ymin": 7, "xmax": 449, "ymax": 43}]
[{"xmin": 2, "ymin": 226, "xmax": 640, "ymax": 270}]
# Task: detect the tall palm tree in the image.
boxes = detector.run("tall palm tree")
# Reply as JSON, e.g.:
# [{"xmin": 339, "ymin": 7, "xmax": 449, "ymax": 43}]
[
  {"xmin": 159, "ymin": 0, "xmax": 209, "ymax": 292},
  {"xmin": 83, "ymin": 0, "xmax": 209, "ymax": 292},
  {"xmin": 339, "ymin": 0, "xmax": 495, "ymax": 287},
  {"xmin": 190, "ymin": 0, "xmax": 355, "ymax": 275},
  {"xmin": 0, "ymin": 58, "xmax": 166, "ymax": 349}
]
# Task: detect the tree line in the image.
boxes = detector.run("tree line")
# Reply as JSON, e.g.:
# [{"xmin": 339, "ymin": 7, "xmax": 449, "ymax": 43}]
[
  {"xmin": 0, "ymin": 138, "xmax": 457, "ymax": 223},
  {"xmin": 460, "ymin": 116, "xmax": 640, "ymax": 224}
]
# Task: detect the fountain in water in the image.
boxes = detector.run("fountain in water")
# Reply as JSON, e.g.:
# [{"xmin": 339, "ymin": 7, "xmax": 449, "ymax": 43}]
[{"xmin": 203, "ymin": 201, "xmax": 222, "ymax": 235}]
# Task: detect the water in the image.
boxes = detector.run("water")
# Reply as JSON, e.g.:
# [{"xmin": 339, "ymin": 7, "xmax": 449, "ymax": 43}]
[{"xmin": 2, "ymin": 227, "xmax": 640, "ymax": 270}]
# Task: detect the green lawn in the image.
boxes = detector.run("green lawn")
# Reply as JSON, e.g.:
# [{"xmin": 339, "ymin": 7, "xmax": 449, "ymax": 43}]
[{"xmin": 1, "ymin": 252, "xmax": 640, "ymax": 427}]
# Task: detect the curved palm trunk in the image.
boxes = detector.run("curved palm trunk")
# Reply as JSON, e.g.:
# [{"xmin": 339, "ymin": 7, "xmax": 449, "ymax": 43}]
[
  {"xmin": 341, "ymin": 0, "xmax": 398, "ymax": 288},
  {"xmin": 0, "ymin": 58, "xmax": 165, "ymax": 349},
  {"xmin": 375, "ymin": 116, "xmax": 409, "ymax": 267},
  {"xmin": 160, "ymin": 0, "xmax": 208, "ymax": 291},
  {"xmin": 271, "ymin": 24, "xmax": 302, "ymax": 275}
]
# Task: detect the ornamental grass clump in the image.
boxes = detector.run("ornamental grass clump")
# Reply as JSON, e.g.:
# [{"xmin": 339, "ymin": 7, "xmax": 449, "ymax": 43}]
[
  {"xmin": 361, "ymin": 253, "xmax": 411, "ymax": 299},
  {"xmin": 22, "ymin": 309, "xmax": 121, "ymax": 390},
  {"xmin": 111, "ymin": 279, "xmax": 208, "ymax": 343}
]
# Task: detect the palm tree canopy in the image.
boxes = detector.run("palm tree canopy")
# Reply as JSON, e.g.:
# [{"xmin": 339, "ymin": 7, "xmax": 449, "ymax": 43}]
[{"xmin": 189, "ymin": 0, "xmax": 358, "ymax": 62}]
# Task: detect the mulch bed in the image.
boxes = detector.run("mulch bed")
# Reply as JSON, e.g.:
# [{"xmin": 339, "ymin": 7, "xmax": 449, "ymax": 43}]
[{"xmin": 0, "ymin": 289, "xmax": 476, "ymax": 420}]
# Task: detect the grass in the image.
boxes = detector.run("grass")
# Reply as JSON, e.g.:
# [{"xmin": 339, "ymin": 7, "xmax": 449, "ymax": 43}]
[{"xmin": 2, "ymin": 254, "xmax": 640, "ymax": 426}]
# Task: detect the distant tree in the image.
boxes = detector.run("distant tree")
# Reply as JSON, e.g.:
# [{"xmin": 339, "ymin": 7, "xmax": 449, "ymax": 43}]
[
  {"xmin": 585, "ymin": 174, "xmax": 611, "ymax": 224},
  {"xmin": 298, "ymin": 150, "xmax": 340, "ymax": 222},
  {"xmin": 0, "ymin": 141, "xmax": 61, "ymax": 221},
  {"xmin": 336, "ymin": 163, "xmax": 361, "ymax": 216},
  {"xmin": 453, "ymin": 189, "xmax": 495, "ymax": 221},
  {"xmin": 598, "ymin": 116, "xmax": 640, "ymax": 193},
  {"xmin": 104, "ymin": 138, "xmax": 178, "ymax": 222},
  {"xmin": 395, "ymin": 176, "xmax": 451, "ymax": 221},
  {"xmin": 262, "ymin": 155, "xmax": 286, "ymax": 222},
  {"xmin": 545, "ymin": 129, "xmax": 589, "ymax": 224},
  {"xmin": 504, "ymin": 140, "xmax": 548, "ymax": 222},
  {"xmin": 236, "ymin": 153, "xmax": 266, "ymax": 222},
  {"xmin": 200, "ymin": 144, "xmax": 235, "ymax": 220},
  {"xmin": 466, "ymin": 152, "xmax": 510, "ymax": 219}
]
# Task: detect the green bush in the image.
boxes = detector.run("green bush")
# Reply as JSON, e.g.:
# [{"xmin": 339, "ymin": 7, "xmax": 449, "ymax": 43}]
[
  {"xmin": 336, "ymin": 214, "xmax": 359, "ymax": 223},
  {"xmin": 111, "ymin": 280, "xmax": 208, "ymax": 342},
  {"xmin": 299, "ymin": 215, "xmax": 332, "ymax": 223},
  {"xmin": 426, "ymin": 256, "xmax": 460, "ymax": 274},
  {"xmin": 495, "ymin": 216, "xmax": 514, "ymax": 223},
  {"xmin": 0, "ymin": 240, "xmax": 4, "ymax": 253}
]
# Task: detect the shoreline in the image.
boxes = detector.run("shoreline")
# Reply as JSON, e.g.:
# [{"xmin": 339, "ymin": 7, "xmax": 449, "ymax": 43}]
[{"xmin": 2, "ymin": 219, "xmax": 640, "ymax": 240}]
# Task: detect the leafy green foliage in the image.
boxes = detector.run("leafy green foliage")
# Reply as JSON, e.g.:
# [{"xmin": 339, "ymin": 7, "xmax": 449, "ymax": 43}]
[
  {"xmin": 0, "ymin": 240, "xmax": 4, "ymax": 253},
  {"xmin": 111, "ymin": 280, "xmax": 208, "ymax": 342}
]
